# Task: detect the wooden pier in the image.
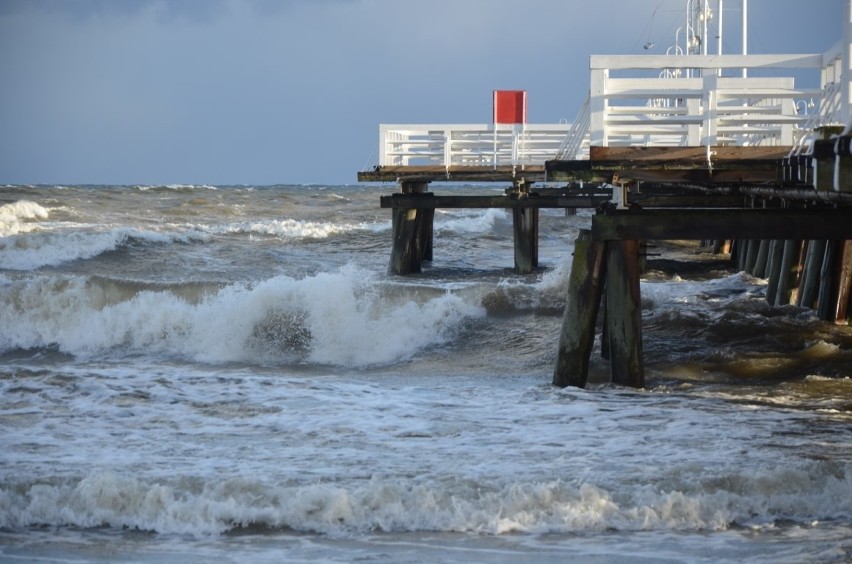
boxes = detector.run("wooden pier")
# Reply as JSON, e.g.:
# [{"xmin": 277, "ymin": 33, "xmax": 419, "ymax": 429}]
[
  {"xmin": 550, "ymin": 143, "xmax": 852, "ymax": 388},
  {"xmin": 362, "ymin": 141, "xmax": 852, "ymax": 389},
  {"xmin": 359, "ymin": 0, "xmax": 852, "ymax": 389}
]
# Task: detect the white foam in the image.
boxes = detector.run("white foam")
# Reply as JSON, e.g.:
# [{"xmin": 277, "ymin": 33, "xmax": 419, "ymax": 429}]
[
  {"xmin": 207, "ymin": 218, "xmax": 378, "ymax": 239},
  {"xmin": 0, "ymin": 200, "xmax": 50, "ymax": 237},
  {"xmin": 0, "ymin": 227, "xmax": 200, "ymax": 270},
  {"xmin": 434, "ymin": 208, "xmax": 509, "ymax": 234},
  {"xmin": 135, "ymin": 184, "xmax": 218, "ymax": 191},
  {"xmin": 0, "ymin": 265, "xmax": 485, "ymax": 366},
  {"xmin": 2, "ymin": 463, "xmax": 849, "ymax": 536}
]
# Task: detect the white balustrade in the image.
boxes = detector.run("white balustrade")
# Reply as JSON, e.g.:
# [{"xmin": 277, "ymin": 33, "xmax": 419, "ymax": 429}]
[{"xmin": 373, "ymin": 1, "xmax": 852, "ymax": 169}]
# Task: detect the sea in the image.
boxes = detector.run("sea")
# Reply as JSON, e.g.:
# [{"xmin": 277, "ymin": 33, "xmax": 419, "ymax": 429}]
[{"xmin": 1, "ymin": 183, "xmax": 850, "ymax": 563}]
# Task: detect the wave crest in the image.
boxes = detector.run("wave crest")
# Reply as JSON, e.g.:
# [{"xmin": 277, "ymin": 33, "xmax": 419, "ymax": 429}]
[
  {"xmin": 0, "ymin": 265, "xmax": 485, "ymax": 366},
  {"xmin": 3, "ymin": 462, "xmax": 849, "ymax": 536},
  {"xmin": 0, "ymin": 200, "xmax": 50, "ymax": 237}
]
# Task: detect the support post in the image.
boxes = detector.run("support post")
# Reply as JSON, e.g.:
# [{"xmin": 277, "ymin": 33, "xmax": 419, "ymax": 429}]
[
  {"xmin": 553, "ymin": 230, "xmax": 607, "ymax": 388},
  {"xmin": 817, "ymin": 240, "xmax": 840, "ymax": 321},
  {"xmin": 765, "ymin": 240, "xmax": 784, "ymax": 304},
  {"xmin": 834, "ymin": 241, "xmax": 852, "ymax": 323},
  {"xmin": 798, "ymin": 240, "xmax": 827, "ymax": 309},
  {"xmin": 605, "ymin": 239, "xmax": 644, "ymax": 388},
  {"xmin": 512, "ymin": 206, "xmax": 539, "ymax": 274},
  {"xmin": 421, "ymin": 208, "xmax": 434, "ymax": 262},
  {"xmin": 775, "ymin": 239, "xmax": 802, "ymax": 306},
  {"xmin": 388, "ymin": 181, "xmax": 432, "ymax": 275},
  {"xmin": 744, "ymin": 239, "xmax": 759, "ymax": 275},
  {"xmin": 753, "ymin": 239, "xmax": 770, "ymax": 279}
]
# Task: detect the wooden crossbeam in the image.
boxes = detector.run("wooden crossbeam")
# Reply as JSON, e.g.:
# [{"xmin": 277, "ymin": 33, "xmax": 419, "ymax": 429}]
[
  {"xmin": 592, "ymin": 208, "xmax": 852, "ymax": 241},
  {"xmin": 358, "ymin": 165, "xmax": 548, "ymax": 183},
  {"xmin": 379, "ymin": 194, "xmax": 608, "ymax": 209}
]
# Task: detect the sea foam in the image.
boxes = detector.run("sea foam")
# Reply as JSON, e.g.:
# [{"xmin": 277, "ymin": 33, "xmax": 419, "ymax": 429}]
[
  {"xmin": 0, "ymin": 200, "xmax": 50, "ymax": 237},
  {"xmin": 0, "ymin": 265, "xmax": 484, "ymax": 366},
  {"xmin": 0, "ymin": 227, "xmax": 200, "ymax": 270},
  {"xmin": 2, "ymin": 462, "xmax": 849, "ymax": 537}
]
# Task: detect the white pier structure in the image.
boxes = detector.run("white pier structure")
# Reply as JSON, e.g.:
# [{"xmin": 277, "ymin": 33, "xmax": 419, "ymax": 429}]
[
  {"xmin": 581, "ymin": 52, "xmax": 837, "ymax": 153},
  {"xmin": 377, "ymin": 123, "xmax": 572, "ymax": 169},
  {"xmin": 371, "ymin": 1, "xmax": 852, "ymax": 173}
]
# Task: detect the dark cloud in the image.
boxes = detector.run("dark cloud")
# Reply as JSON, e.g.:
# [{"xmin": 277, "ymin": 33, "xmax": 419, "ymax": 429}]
[
  {"xmin": 0, "ymin": 0, "xmax": 226, "ymax": 23},
  {"xmin": 0, "ymin": 0, "xmax": 845, "ymax": 184}
]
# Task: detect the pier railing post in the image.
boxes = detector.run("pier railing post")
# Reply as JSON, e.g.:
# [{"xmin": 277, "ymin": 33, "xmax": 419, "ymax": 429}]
[{"xmin": 553, "ymin": 229, "xmax": 607, "ymax": 388}]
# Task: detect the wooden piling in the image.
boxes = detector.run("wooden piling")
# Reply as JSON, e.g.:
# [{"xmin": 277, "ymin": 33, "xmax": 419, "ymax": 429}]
[
  {"xmin": 605, "ymin": 239, "xmax": 644, "ymax": 388},
  {"xmin": 765, "ymin": 240, "xmax": 784, "ymax": 304},
  {"xmin": 421, "ymin": 208, "xmax": 434, "ymax": 262},
  {"xmin": 817, "ymin": 241, "xmax": 841, "ymax": 321},
  {"xmin": 753, "ymin": 240, "xmax": 770, "ymax": 279},
  {"xmin": 744, "ymin": 239, "xmax": 759, "ymax": 275},
  {"xmin": 735, "ymin": 239, "xmax": 747, "ymax": 271},
  {"xmin": 775, "ymin": 240, "xmax": 803, "ymax": 306},
  {"xmin": 388, "ymin": 181, "xmax": 432, "ymax": 275},
  {"xmin": 553, "ymin": 229, "xmax": 607, "ymax": 388},
  {"xmin": 834, "ymin": 241, "xmax": 852, "ymax": 323},
  {"xmin": 798, "ymin": 240, "xmax": 827, "ymax": 309},
  {"xmin": 512, "ymin": 207, "xmax": 539, "ymax": 274}
]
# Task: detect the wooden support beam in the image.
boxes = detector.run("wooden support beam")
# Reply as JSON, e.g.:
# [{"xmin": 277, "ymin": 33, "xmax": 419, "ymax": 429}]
[
  {"xmin": 380, "ymin": 194, "xmax": 609, "ymax": 209},
  {"xmin": 591, "ymin": 209, "xmax": 852, "ymax": 241},
  {"xmin": 765, "ymin": 240, "xmax": 784, "ymax": 305},
  {"xmin": 744, "ymin": 239, "xmax": 759, "ymax": 275},
  {"xmin": 359, "ymin": 165, "xmax": 547, "ymax": 183},
  {"xmin": 388, "ymin": 181, "xmax": 431, "ymax": 275},
  {"xmin": 381, "ymin": 193, "xmax": 748, "ymax": 210},
  {"xmin": 835, "ymin": 241, "xmax": 852, "ymax": 323},
  {"xmin": 798, "ymin": 240, "xmax": 827, "ymax": 309},
  {"xmin": 512, "ymin": 207, "xmax": 539, "ymax": 274},
  {"xmin": 421, "ymin": 208, "xmax": 434, "ymax": 262},
  {"xmin": 753, "ymin": 240, "xmax": 770, "ymax": 279},
  {"xmin": 605, "ymin": 239, "xmax": 644, "ymax": 388},
  {"xmin": 553, "ymin": 230, "xmax": 607, "ymax": 388},
  {"xmin": 775, "ymin": 240, "xmax": 803, "ymax": 306},
  {"xmin": 817, "ymin": 241, "xmax": 840, "ymax": 321}
]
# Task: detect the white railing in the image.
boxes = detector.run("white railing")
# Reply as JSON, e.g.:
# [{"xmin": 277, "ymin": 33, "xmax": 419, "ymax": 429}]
[
  {"xmin": 378, "ymin": 124, "xmax": 571, "ymax": 169},
  {"xmin": 371, "ymin": 2, "xmax": 852, "ymax": 171},
  {"xmin": 817, "ymin": 40, "xmax": 844, "ymax": 128},
  {"xmin": 555, "ymin": 94, "xmax": 591, "ymax": 160},
  {"xmin": 589, "ymin": 54, "xmax": 825, "ymax": 148}
]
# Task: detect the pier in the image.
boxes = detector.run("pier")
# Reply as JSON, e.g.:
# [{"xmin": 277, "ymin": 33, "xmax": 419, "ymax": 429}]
[{"xmin": 359, "ymin": 1, "xmax": 852, "ymax": 388}]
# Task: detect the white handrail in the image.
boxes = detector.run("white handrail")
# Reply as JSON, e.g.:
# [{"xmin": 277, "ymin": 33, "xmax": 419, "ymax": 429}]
[
  {"xmin": 556, "ymin": 94, "xmax": 591, "ymax": 160},
  {"xmin": 371, "ymin": 3, "xmax": 851, "ymax": 170},
  {"xmin": 378, "ymin": 124, "xmax": 571, "ymax": 169}
]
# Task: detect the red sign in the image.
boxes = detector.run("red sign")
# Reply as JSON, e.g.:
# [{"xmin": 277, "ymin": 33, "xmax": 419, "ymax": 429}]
[{"xmin": 493, "ymin": 90, "xmax": 527, "ymax": 124}]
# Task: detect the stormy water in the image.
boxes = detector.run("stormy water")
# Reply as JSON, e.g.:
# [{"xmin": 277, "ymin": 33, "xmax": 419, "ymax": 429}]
[{"xmin": 1, "ymin": 183, "xmax": 850, "ymax": 562}]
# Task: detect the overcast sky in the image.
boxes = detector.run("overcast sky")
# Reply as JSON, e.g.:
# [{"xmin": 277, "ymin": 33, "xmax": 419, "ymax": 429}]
[{"xmin": 0, "ymin": 0, "xmax": 843, "ymax": 185}]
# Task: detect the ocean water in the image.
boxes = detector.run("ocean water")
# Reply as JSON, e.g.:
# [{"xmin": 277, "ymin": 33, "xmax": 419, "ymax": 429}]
[{"xmin": 1, "ymin": 183, "xmax": 850, "ymax": 563}]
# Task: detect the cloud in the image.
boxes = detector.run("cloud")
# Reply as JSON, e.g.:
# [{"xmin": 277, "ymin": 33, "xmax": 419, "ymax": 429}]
[{"xmin": 0, "ymin": 0, "xmax": 845, "ymax": 184}]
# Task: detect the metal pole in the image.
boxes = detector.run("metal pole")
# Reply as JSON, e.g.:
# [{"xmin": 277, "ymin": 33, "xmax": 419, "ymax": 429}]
[
  {"xmin": 717, "ymin": 0, "xmax": 724, "ymax": 76},
  {"xmin": 717, "ymin": 0, "xmax": 723, "ymax": 55},
  {"xmin": 742, "ymin": 0, "xmax": 748, "ymax": 78}
]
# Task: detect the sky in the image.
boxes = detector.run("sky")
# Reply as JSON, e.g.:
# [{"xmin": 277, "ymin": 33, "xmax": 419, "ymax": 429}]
[{"xmin": 0, "ymin": 0, "xmax": 844, "ymax": 185}]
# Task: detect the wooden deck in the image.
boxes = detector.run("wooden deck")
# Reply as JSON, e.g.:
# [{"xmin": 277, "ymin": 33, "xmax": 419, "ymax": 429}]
[{"xmin": 359, "ymin": 146, "xmax": 795, "ymax": 185}]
